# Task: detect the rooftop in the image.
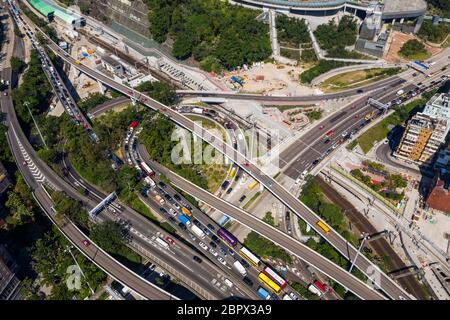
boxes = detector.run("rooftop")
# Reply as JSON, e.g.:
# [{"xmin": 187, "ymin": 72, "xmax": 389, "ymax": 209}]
[
  {"xmin": 424, "ymin": 93, "xmax": 450, "ymax": 120},
  {"xmin": 426, "ymin": 173, "xmax": 450, "ymax": 214}
]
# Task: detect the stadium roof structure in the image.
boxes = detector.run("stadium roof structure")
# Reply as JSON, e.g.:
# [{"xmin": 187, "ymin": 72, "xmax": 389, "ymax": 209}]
[{"xmin": 28, "ymin": 0, "xmax": 80, "ymax": 25}]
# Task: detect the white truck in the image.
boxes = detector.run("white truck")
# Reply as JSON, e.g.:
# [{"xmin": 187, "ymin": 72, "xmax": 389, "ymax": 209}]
[
  {"xmin": 308, "ymin": 284, "xmax": 322, "ymax": 297},
  {"xmin": 233, "ymin": 260, "xmax": 247, "ymax": 277},
  {"xmin": 396, "ymin": 89, "xmax": 404, "ymax": 96},
  {"xmin": 191, "ymin": 107, "xmax": 204, "ymax": 114},
  {"xmin": 190, "ymin": 224, "xmax": 206, "ymax": 239},
  {"xmin": 155, "ymin": 237, "xmax": 169, "ymax": 249},
  {"xmin": 144, "ymin": 176, "xmax": 156, "ymax": 188}
]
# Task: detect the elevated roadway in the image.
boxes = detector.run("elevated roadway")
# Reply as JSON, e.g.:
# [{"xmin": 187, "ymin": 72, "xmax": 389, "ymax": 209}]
[
  {"xmin": 40, "ymin": 34, "xmax": 416, "ymax": 299},
  {"xmin": 0, "ymin": 64, "xmax": 177, "ymax": 300}
]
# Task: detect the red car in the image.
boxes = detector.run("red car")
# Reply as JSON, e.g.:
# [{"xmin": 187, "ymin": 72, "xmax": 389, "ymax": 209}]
[
  {"xmin": 160, "ymin": 107, "xmax": 167, "ymax": 112},
  {"xmin": 22, "ymin": 160, "xmax": 27, "ymax": 166},
  {"xmin": 319, "ymin": 125, "xmax": 324, "ymax": 130},
  {"xmin": 81, "ymin": 239, "xmax": 90, "ymax": 247},
  {"xmin": 244, "ymin": 162, "xmax": 250, "ymax": 167},
  {"xmin": 354, "ymin": 114, "xmax": 359, "ymax": 118},
  {"xmin": 164, "ymin": 236, "xmax": 175, "ymax": 246}
]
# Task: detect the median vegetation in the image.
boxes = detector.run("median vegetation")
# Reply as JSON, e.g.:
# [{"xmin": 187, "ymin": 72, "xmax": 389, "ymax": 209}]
[
  {"xmin": 243, "ymin": 231, "xmax": 292, "ymax": 264},
  {"xmin": 350, "ymin": 97, "xmax": 428, "ymax": 153},
  {"xmin": 300, "ymin": 60, "xmax": 349, "ymax": 84},
  {"xmin": 300, "ymin": 177, "xmax": 358, "ymax": 245},
  {"xmin": 146, "ymin": 0, "xmax": 271, "ymax": 71}
]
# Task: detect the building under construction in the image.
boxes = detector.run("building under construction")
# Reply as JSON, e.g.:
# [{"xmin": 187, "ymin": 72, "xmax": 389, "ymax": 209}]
[{"xmin": 395, "ymin": 94, "xmax": 450, "ymax": 165}]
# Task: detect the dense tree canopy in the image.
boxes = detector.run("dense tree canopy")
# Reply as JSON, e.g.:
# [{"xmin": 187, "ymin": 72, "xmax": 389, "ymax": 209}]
[
  {"xmin": 399, "ymin": 39, "xmax": 428, "ymax": 59},
  {"xmin": 314, "ymin": 16, "xmax": 360, "ymax": 59},
  {"xmin": 276, "ymin": 15, "xmax": 312, "ymax": 46},
  {"xmin": 146, "ymin": 0, "xmax": 271, "ymax": 71},
  {"xmin": 418, "ymin": 20, "xmax": 450, "ymax": 43}
]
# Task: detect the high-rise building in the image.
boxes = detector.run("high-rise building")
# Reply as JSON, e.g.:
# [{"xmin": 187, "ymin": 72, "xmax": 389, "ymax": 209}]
[
  {"xmin": 394, "ymin": 93, "xmax": 450, "ymax": 165},
  {"xmin": 0, "ymin": 245, "xmax": 21, "ymax": 300}
]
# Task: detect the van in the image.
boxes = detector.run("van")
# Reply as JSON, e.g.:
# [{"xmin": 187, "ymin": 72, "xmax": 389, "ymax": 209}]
[
  {"xmin": 224, "ymin": 278, "xmax": 233, "ymax": 288},
  {"xmin": 300, "ymin": 170, "xmax": 308, "ymax": 179}
]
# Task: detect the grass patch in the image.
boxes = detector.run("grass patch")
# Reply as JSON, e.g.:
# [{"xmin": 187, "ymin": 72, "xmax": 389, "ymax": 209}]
[
  {"xmin": 320, "ymin": 68, "xmax": 401, "ymax": 93},
  {"xmin": 346, "ymin": 139, "xmax": 358, "ymax": 151},
  {"xmin": 243, "ymin": 191, "xmax": 261, "ymax": 210},
  {"xmin": 269, "ymin": 105, "xmax": 315, "ymax": 112},
  {"xmin": 160, "ymin": 222, "xmax": 176, "ymax": 234},
  {"xmin": 262, "ymin": 211, "xmax": 276, "ymax": 227},
  {"xmin": 298, "ymin": 218, "xmax": 316, "ymax": 236},
  {"xmin": 131, "ymin": 195, "xmax": 157, "ymax": 221},
  {"xmin": 201, "ymin": 163, "xmax": 230, "ymax": 193}
]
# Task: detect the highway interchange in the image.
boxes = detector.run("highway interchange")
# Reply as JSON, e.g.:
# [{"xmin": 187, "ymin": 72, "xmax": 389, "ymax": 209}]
[{"xmin": 3, "ymin": 1, "xmax": 450, "ymax": 301}]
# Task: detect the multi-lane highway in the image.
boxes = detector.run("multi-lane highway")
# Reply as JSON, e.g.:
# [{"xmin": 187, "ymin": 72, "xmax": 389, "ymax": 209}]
[
  {"xmin": 0, "ymin": 62, "xmax": 178, "ymax": 300},
  {"xmin": 15, "ymin": 2, "xmax": 450, "ymax": 299},
  {"xmin": 176, "ymin": 74, "xmax": 409, "ymax": 103},
  {"xmin": 38, "ymin": 35, "xmax": 414, "ymax": 300}
]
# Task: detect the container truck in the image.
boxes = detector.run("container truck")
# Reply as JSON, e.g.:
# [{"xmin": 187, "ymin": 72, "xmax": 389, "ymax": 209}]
[
  {"xmin": 178, "ymin": 214, "xmax": 191, "ymax": 226},
  {"xmin": 190, "ymin": 224, "xmax": 205, "ymax": 239},
  {"xmin": 233, "ymin": 260, "xmax": 247, "ymax": 277},
  {"xmin": 256, "ymin": 287, "xmax": 271, "ymax": 300}
]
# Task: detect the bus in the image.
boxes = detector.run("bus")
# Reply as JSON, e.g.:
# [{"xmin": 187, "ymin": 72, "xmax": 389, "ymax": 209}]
[
  {"xmin": 248, "ymin": 181, "xmax": 258, "ymax": 190},
  {"xmin": 229, "ymin": 167, "xmax": 236, "ymax": 178},
  {"xmin": 263, "ymin": 266, "xmax": 287, "ymax": 289},
  {"xmin": 316, "ymin": 220, "xmax": 330, "ymax": 234},
  {"xmin": 140, "ymin": 161, "xmax": 154, "ymax": 176},
  {"xmin": 217, "ymin": 228, "xmax": 238, "ymax": 247},
  {"xmin": 258, "ymin": 272, "xmax": 281, "ymax": 294},
  {"xmin": 240, "ymin": 247, "xmax": 261, "ymax": 267}
]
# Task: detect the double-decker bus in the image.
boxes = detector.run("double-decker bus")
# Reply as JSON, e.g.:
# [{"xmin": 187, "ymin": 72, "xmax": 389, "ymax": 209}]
[
  {"xmin": 140, "ymin": 161, "xmax": 154, "ymax": 176},
  {"xmin": 263, "ymin": 266, "xmax": 287, "ymax": 289},
  {"xmin": 217, "ymin": 228, "xmax": 238, "ymax": 247},
  {"xmin": 316, "ymin": 220, "xmax": 330, "ymax": 234},
  {"xmin": 258, "ymin": 272, "xmax": 281, "ymax": 294},
  {"xmin": 240, "ymin": 247, "xmax": 261, "ymax": 267}
]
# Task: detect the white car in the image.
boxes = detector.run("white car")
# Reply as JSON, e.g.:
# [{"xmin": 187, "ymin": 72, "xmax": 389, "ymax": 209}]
[
  {"xmin": 289, "ymin": 292, "xmax": 299, "ymax": 300},
  {"xmin": 199, "ymin": 242, "xmax": 208, "ymax": 251},
  {"xmin": 217, "ymin": 256, "xmax": 226, "ymax": 265},
  {"xmin": 209, "ymin": 248, "xmax": 218, "ymax": 256}
]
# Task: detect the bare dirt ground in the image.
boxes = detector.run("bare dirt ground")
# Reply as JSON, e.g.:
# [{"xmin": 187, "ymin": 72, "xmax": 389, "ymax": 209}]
[
  {"xmin": 385, "ymin": 31, "xmax": 441, "ymax": 63},
  {"xmin": 215, "ymin": 62, "xmax": 318, "ymax": 96}
]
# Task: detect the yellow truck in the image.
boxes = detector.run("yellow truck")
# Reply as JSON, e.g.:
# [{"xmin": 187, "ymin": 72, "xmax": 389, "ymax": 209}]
[
  {"xmin": 248, "ymin": 181, "xmax": 258, "ymax": 190},
  {"xmin": 181, "ymin": 207, "xmax": 192, "ymax": 217}
]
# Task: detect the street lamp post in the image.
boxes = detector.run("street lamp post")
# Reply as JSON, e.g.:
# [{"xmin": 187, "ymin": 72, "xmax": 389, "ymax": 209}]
[
  {"xmin": 66, "ymin": 245, "xmax": 95, "ymax": 297},
  {"xmin": 24, "ymin": 102, "xmax": 48, "ymax": 149}
]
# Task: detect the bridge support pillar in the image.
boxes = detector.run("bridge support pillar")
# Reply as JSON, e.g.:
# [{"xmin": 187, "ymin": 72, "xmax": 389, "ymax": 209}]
[
  {"xmin": 97, "ymin": 80, "xmax": 106, "ymax": 95},
  {"xmin": 414, "ymin": 16, "xmax": 424, "ymax": 34}
]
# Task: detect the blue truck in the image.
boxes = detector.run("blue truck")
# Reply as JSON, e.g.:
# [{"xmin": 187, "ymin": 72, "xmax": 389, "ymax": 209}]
[
  {"xmin": 256, "ymin": 286, "xmax": 271, "ymax": 300},
  {"xmin": 178, "ymin": 214, "xmax": 191, "ymax": 226}
]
